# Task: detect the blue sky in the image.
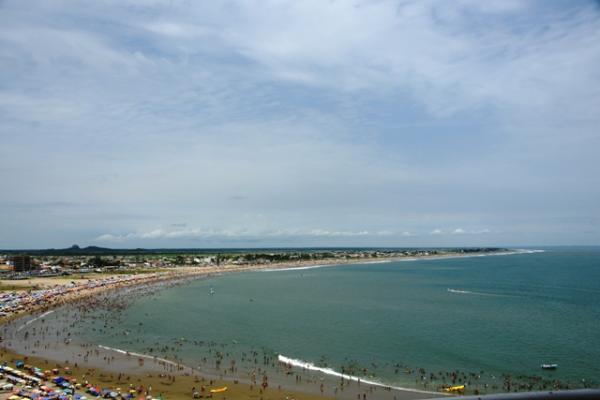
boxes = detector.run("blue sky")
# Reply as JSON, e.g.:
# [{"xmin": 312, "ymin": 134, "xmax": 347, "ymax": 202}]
[{"xmin": 1, "ymin": 0, "xmax": 599, "ymax": 248}]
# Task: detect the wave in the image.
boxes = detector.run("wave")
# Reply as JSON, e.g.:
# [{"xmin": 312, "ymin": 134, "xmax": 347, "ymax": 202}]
[
  {"xmin": 17, "ymin": 310, "xmax": 55, "ymax": 332},
  {"xmin": 359, "ymin": 260, "xmax": 393, "ymax": 264},
  {"xmin": 261, "ymin": 265, "xmax": 327, "ymax": 272},
  {"xmin": 98, "ymin": 345, "xmax": 182, "ymax": 368},
  {"xmin": 278, "ymin": 354, "xmax": 441, "ymax": 395}
]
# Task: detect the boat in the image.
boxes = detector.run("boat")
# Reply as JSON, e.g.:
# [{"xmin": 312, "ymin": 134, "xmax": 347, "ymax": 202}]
[
  {"xmin": 443, "ymin": 385, "xmax": 465, "ymax": 392},
  {"xmin": 209, "ymin": 287, "xmax": 215, "ymax": 295},
  {"xmin": 210, "ymin": 387, "xmax": 227, "ymax": 393},
  {"xmin": 541, "ymin": 364, "xmax": 558, "ymax": 370}
]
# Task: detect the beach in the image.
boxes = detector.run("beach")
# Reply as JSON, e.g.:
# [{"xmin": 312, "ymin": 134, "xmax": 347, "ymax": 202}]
[
  {"xmin": 3, "ymin": 248, "xmax": 591, "ymax": 400},
  {"xmin": 0, "ymin": 253, "xmax": 471, "ymax": 400}
]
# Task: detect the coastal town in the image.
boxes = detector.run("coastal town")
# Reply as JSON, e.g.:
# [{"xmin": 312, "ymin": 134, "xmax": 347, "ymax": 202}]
[{"xmin": 0, "ymin": 247, "xmax": 506, "ymax": 280}]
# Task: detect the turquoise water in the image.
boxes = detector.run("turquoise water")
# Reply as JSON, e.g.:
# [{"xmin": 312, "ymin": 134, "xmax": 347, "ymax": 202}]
[{"xmin": 79, "ymin": 247, "xmax": 600, "ymax": 390}]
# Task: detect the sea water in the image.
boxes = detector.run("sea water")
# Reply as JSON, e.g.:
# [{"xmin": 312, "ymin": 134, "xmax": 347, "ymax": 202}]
[{"xmin": 75, "ymin": 247, "xmax": 600, "ymax": 391}]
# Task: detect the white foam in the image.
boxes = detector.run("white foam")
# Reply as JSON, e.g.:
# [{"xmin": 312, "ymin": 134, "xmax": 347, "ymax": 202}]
[
  {"xmin": 98, "ymin": 345, "xmax": 181, "ymax": 368},
  {"xmin": 17, "ymin": 310, "xmax": 54, "ymax": 332},
  {"xmin": 516, "ymin": 249, "xmax": 545, "ymax": 254},
  {"xmin": 261, "ymin": 265, "xmax": 327, "ymax": 272},
  {"xmin": 278, "ymin": 354, "xmax": 443, "ymax": 395},
  {"xmin": 360, "ymin": 260, "xmax": 392, "ymax": 264}
]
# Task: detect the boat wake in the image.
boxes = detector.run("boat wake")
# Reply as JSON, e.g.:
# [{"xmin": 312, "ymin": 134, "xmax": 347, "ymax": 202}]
[
  {"xmin": 278, "ymin": 354, "xmax": 440, "ymax": 395},
  {"xmin": 447, "ymin": 288, "xmax": 504, "ymax": 297}
]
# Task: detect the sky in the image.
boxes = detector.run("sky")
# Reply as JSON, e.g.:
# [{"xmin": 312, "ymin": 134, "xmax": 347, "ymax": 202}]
[{"xmin": 1, "ymin": 0, "xmax": 599, "ymax": 249}]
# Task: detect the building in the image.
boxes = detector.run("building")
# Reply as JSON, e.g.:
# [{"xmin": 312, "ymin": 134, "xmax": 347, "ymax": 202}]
[{"xmin": 10, "ymin": 255, "xmax": 32, "ymax": 272}]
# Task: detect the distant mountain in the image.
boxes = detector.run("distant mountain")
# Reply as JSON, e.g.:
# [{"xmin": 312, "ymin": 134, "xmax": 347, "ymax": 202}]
[{"xmin": 1, "ymin": 245, "xmax": 129, "ymax": 256}]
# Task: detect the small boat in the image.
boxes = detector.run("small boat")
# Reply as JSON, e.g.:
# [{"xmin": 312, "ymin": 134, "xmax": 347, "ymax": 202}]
[
  {"xmin": 443, "ymin": 385, "xmax": 465, "ymax": 392},
  {"xmin": 541, "ymin": 364, "xmax": 558, "ymax": 370},
  {"xmin": 210, "ymin": 386, "xmax": 227, "ymax": 393},
  {"xmin": 209, "ymin": 287, "xmax": 215, "ymax": 295}
]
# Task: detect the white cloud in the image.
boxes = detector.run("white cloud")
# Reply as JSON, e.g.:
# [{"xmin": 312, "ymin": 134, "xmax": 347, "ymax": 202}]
[
  {"xmin": 0, "ymin": 1, "xmax": 599, "ymax": 247},
  {"xmin": 95, "ymin": 227, "xmax": 397, "ymax": 242}
]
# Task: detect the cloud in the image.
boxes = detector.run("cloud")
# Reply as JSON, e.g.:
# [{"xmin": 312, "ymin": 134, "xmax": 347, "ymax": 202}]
[
  {"xmin": 0, "ymin": 1, "xmax": 599, "ymax": 247},
  {"xmin": 95, "ymin": 227, "xmax": 397, "ymax": 243}
]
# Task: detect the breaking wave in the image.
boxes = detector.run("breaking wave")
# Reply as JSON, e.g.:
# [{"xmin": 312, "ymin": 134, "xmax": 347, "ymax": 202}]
[
  {"xmin": 278, "ymin": 354, "xmax": 440, "ymax": 395},
  {"xmin": 261, "ymin": 265, "xmax": 328, "ymax": 272},
  {"xmin": 17, "ymin": 310, "xmax": 55, "ymax": 332}
]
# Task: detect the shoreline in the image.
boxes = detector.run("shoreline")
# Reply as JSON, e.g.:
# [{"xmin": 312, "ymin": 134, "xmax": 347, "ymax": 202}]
[
  {"xmin": 0, "ymin": 249, "xmax": 533, "ymax": 399},
  {"xmin": 1, "ymin": 248, "xmax": 531, "ymax": 322}
]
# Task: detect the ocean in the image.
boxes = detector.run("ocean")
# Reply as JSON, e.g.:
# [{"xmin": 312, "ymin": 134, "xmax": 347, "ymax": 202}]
[{"xmin": 65, "ymin": 247, "xmax": 600, "ymax": 392}]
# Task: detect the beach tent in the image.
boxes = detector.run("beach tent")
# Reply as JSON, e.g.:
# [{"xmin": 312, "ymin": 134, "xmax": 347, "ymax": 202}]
[
  {"xmin": 16, "ymin": 361, "xmax": 25, "ymax": 369},
  {"xmin": 53, "ymin": 377, "xmax": 66, "ymax": 385},
  {"xmin": 62, "ymin": 387, "xmax": 74, "ymax": 395}
]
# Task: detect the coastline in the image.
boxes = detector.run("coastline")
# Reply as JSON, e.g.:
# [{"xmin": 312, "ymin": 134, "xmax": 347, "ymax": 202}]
[
  {"xmin": 1, "ymin": 248, "xmax": 530, "ymax": 322},
  {"xmin": 0, "ymin": 249, "xmax": 530, "ymax": 399}
]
